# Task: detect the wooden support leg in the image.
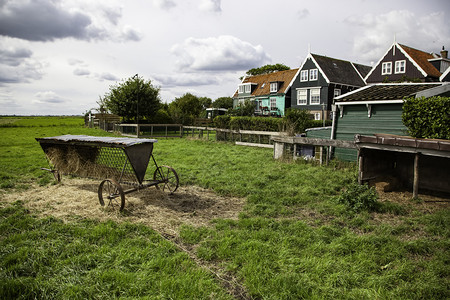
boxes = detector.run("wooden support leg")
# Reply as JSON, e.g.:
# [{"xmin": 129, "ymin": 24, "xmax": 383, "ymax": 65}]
[{"xmin": 413, "ymin": 153, "xmax": 420, "ymax": 198}]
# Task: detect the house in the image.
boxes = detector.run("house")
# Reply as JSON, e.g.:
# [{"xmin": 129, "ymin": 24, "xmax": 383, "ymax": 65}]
[
  {"xmin": 232, "ymin": 68, "xmax": 299, "ymax": 117},
  {"xmin": 289, "ymin": 53, "xmax": 371, "ymax": 121},
  {"xmin": 365, "ymin": 42, "xmax": 450, "ymax": 83},
  {"xmin": 332, "ymin": 82, "xmax": 447, "ymax": 161}
]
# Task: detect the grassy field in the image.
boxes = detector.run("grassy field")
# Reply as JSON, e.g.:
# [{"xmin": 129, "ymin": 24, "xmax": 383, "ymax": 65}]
[{"xmin": 1, "ymin": 116, "xmax": 449, "ymax": 299}]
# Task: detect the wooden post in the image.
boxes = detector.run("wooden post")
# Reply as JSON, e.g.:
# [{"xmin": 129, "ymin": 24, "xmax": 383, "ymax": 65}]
[
  {"xmin": 358, "ymin": 149, "xmax": 364, "ymax": 184},
  {"xmin": 293, "ymin": 144, "xmax": 297, "ymax": 160},
  {"xmin": 137, "ymin": 124, "xmax": 140, "ymax": 138},
  {"xmin": 413, "ymin": 153, "xmax": 420, "ymax": 198},
  {"xmin": 319, "ymin": 146, "xmax": 324, "ymax": 165}
]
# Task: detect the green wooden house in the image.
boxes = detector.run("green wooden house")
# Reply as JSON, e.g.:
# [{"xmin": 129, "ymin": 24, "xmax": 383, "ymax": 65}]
[
  {"xmin": 333, "ymin": 82, "xmax": 445, "ymax": 161},
  {"xmin": 232, "ymin": 69, "xmax": 299, "ymax": 117}
]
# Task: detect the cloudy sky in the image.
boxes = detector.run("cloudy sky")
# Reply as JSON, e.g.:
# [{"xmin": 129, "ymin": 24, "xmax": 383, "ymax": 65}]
[{"xmin": 1, "ymin": 0, "xmax": 449, "ymax": 115}]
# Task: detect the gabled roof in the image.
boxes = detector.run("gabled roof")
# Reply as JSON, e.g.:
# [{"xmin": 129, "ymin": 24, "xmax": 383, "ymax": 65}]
[
  {"xmin": 335, "ymin": 83, "xmax": 443, "ymax": 104},
  {"xmin": 399, "ymin": 44, "xmax": 442, "ymax": 78},
  {"xmin": 233, "ymin": 68, "xmax": 299, "ymax": 98},
  {"xmin": 300, "ymin": 53, "xmax": 370, "ymax": 87},
  {"xmin": 364, "ymin": 42, "xmax": 442, "ymax": 81}
]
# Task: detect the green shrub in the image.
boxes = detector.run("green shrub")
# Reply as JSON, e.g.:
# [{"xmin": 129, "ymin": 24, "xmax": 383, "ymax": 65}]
[
  {"xmin": 213, "ymin": 115, "xmax": 231, "ymax": 128},
  {"xmin": 336, "ymin": 183, "xmax": 378, "ymax": 212},
  {"xmin": 402, "ymin": 96, "xmax": 450, "ymax": 139}
]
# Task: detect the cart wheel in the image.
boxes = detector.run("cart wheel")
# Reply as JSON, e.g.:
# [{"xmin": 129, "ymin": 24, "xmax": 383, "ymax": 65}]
[
  {"xmin": 153, "ymin": 165, "xmax": 179, "ymax": 194},
  {"xmin": 98, "ymin": 179, "xmax": 125, "ymax": 211}
]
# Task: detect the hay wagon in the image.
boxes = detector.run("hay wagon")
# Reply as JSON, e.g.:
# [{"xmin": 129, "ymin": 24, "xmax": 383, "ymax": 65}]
[{"xmin": 36, "ymin": 135, "xmax": 179, "ymax": 211}]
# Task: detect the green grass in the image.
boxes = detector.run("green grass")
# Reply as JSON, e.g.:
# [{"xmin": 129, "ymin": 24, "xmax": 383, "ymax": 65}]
[
  {"xmin": 0, "ymin": 202, "xmax": 231, "ymax": 299},
  {"xmin": 1, "ymin": 116, "xmax": 449, "ymax": 299}
]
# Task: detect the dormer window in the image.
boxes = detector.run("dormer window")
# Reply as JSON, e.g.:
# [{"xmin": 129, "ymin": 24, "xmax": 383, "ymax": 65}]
[
  {"xmin": 238, "ymin": 83, "xmax": 255, "ymax": 94},
  {"xmin": 382, "ymin": 62, "xmax": 392, "ymax": 75},
  {"xmin": 395, "ymin": 60, "xmax": 406, "ymax": 73},
  {"xmin": 270, "ymin": 82, "xmax": 278, "ymax": 93}
]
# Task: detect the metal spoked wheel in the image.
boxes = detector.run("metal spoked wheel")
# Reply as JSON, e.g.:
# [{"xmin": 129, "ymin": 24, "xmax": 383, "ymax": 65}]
[
  {"xmin": 98, "ymin": 178, "xmax": 125, "ymax": 211},
  {"xmin": 153, "ymin": 165, "xmax": 179, "ymax": 194}
]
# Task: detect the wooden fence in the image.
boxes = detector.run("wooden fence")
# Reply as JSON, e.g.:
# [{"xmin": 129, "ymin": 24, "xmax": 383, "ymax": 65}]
[
  {"xmin": 114, "ymin": 124, "xmax": 183, "ymax": 138},
  {"xmin": 183, "ymin": 126, "xmax": 288, "ymax": 148}
]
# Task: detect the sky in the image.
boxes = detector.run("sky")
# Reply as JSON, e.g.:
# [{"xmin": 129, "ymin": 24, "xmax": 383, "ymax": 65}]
[{"xmin": 1, "ymin": 0, "xmax": 449, "ymax": 115}]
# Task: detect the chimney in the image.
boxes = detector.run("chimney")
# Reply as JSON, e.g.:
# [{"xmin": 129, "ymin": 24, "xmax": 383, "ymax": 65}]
[{"xmin": 441, "ymin": 46, "xmax": 448, "ymax": 59}]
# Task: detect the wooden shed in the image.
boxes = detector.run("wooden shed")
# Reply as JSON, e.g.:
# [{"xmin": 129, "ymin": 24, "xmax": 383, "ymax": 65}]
[{"xmin": 355, "ymin": 134, "xmax": 450, "ymax": 198}]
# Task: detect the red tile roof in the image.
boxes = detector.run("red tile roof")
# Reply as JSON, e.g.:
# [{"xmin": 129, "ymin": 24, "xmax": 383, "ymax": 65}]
[{"xmin": 399, "ymin": 44, "xmax": 442, "ymax": 78}]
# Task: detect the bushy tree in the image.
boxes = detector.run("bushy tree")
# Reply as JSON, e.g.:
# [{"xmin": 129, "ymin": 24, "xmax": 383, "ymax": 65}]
[
  {"xmin": 101, "ymin": 75, "xmax": 161, "ymax": 123},
  {"xmin": 246, "ymin": 64, "xmax": 290, "ymax": 76},
  {"xmin": 402, "ymin": 96, "xmax": 450, "ymax": 139},
  {"xmin": 168, "ymin": 93, "xmax": 204, "ymax": 125},
  {"xmin": 212, "ymin": 97, "xmax": 233, "ymax": 109},
  {"xmin": 229, "ymin": 99, "xmax": 255, "ymax": 116}
]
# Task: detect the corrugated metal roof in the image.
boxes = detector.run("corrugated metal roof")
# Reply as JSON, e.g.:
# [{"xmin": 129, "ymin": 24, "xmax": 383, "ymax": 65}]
[{"xmin": 36, "ymin": 135, "xmax": 157, "ymax": 147}]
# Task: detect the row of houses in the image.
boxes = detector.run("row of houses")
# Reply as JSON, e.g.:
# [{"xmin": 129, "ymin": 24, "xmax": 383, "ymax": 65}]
[{"xmin": 232, "ymin": 41, "xmax": 450, "ymax": 120}]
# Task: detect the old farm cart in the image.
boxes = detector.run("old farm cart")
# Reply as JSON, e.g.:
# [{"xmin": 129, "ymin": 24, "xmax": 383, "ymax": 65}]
[{"xmin": 36, "ymin": 135, "xmax": 179, "ymax": 211}]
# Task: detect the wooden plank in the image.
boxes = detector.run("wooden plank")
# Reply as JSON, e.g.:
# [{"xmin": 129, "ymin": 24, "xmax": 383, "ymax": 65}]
[
  {"xmin": 236, "ymin": 142, "xmax": 274, "ymax": 149},
  {"xmin": 271, "ymin": 136, "xmax": 357, "ymax": 149}
]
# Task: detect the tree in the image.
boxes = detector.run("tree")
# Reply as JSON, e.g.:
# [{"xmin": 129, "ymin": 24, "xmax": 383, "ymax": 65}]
[
  {"xmin": 168, "ymin": 93, "xmax": 204, "ymax": 125},
  {"xmin": 101, "ymin": 74, "xmax": 161, "ymax": 123},
  {"xmin": 229, "ymin": 99, "xmax": 255, "ymax": 117},
  {"xmin": 246, "ymin": 64, "xmax": 290, "ymax": 76},
  {"xmin": 212, "ymin": 97, "xmax": 233, "ymax": 109}
]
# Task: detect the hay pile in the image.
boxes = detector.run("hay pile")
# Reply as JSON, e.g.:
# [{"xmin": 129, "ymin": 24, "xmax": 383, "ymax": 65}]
[
  {"xmin": 2, "ymin": 178, "xmax": 245, "ymax": 236},
  {"xmin": 45, "ymin": 146, "xmax": 135, "ymax": 182}
]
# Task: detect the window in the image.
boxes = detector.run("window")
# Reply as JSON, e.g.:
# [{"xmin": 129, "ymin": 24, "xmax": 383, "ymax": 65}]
[
  {"xmin": 310, "ymin": 88, "xmax": 320, "ymax": 104},
  {"xmin": 256, "ymin": 100, "xmax": 262, "ymax": 111},
  {"xmin": 270, "ymin": 98, "xmax": 277, "ymax": 110},
  {"xmin": 334, "ymin": 89, "xmax": 341, "ymax": 98},
  {"xmin": 300, "ymin": 70, "xmax": 308, "ymax": 81},
  {"xmin": 238, "ymin": 85, "xmax": 245, "ymax": 94},
  {"xmin": 314, "ymin": 112, "xmax": 321, "ymax": 120},
  {"xmin": 244, "ymin": 84, "xmax": 251, "ymax": 93},
  {"xmin": 297, "ymin": 89, "xmax": 307, "ymax": 105},
  {"xmin": 395, "ymin": 60, "xmax": 406, "ymax": 73},
  {"xmin": 382, "ymin": 62, "xmax": 392, "ymax": 75},
  {"xmin": 309, "ymin": 69, "xmax": 318, "ymax": 81},
  {"xmin": 270, "ymin": 82, "xmax": 278, "ymax": 93}
]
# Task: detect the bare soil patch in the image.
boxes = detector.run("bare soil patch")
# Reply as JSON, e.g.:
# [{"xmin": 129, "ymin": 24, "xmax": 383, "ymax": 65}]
[{"xmin": 2, "ymin": 178, "xmax": 245, "ymax": 237}]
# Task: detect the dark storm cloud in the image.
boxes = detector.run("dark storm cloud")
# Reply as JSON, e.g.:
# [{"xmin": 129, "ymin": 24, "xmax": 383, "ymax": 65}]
[
  {"xmin": 0, "ymin": 0, "xmax": 93, "ymax": 41},
  {"xmin": 0, "ymin": 0, "xmax": 141, "ymax": 42}
]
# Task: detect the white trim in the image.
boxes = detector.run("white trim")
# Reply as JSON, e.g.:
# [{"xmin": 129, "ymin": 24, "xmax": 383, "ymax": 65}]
[
  {"xmin": 310, "ymin": 87, "xmax": 321, "ymax": 104},
  {"xmin": 440, "ymin": 66, "xmax": 450, "ymax": 82},
  {"xmin": 284, "ymin": 68, "xmax": 301, "ymax": 94},
  {"xmin": 351, "ymin": 62, "xmax": 369, "ymax": 84},
  {"xmin": 337, "ymin": 100, "xmax": 404, "ymax": 106},
  {"xmin": 364, "ymin": 42, "xmax": 396, "ymax": 81},
  {"xmin": 397, "ymin": 43, "xmax": 428, "ymax": 77},
  {"xmin": 300, "ymin": 70, "xmax": 308, "ymax": 82},
  {"xmin": 310, "ymin": 54, "xmax": 330, "ymax": 84}
]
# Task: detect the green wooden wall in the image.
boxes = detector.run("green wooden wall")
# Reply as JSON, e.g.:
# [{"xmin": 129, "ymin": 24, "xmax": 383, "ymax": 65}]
[{"xmin": 334, "ymin": 103, "xmax": 408, "ymax": 161}]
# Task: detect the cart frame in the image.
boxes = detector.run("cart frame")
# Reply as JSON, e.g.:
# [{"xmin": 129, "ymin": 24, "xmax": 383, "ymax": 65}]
[{"xmin": 36, "ymin": 135, "xmax": 179, "ymax": 211}]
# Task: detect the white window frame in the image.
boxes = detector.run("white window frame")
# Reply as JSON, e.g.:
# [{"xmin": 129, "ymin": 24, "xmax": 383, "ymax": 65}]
[
  {"xmin": 314, "ymin": 112, "xmax": 321, "ymax": 120},
  {"xmin": 270, "ymin": 82, "xmax": 278, "ymax": 93},
  {"xmin": 244, "ymin": 84, "xmax": 251, "ymax": 93},
  {"xmin": 309, "ymin": 69, "xmax": 318, "ymax": 81},
  {"xmin": 270, "ymin": 98, "xmax": 277, "ymax": 110},
  {"xmin": 300, "ymin": 70, "xmax": 308, "ymax": 82},
  {"xmin": 334, "ymin": 89, "xmax": 341, "ymax": 98},
  {"xmin": 395, "ymin": 60, "xmax": 406, "ymax": 74},
  {"xmin": 297, "ymin": 89, "xmax": 307, "ymax": 105},
  {"xmin": 382, "ymin": 62, "xmax": 392, "ymax": 75},
  {"xmin": 238, "ymin": 85, "xmax": 245, "ymax": 94},
  {"xmin": 310, "ymin": 88, "xmax": 320, "ymax": 104}
]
